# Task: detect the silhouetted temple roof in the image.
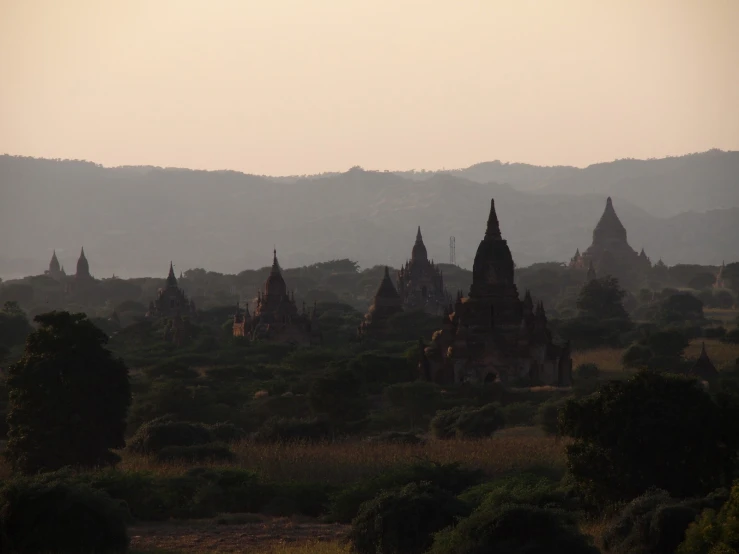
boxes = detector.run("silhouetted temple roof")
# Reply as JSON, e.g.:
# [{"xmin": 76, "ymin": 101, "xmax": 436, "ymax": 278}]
[
  {"xmin": 593, "ymin": 197, "xmax": 628, "ymax": 242},
  {"xmin": 376, "ymin": 266, "xmax": 401, "ymax": 299}
]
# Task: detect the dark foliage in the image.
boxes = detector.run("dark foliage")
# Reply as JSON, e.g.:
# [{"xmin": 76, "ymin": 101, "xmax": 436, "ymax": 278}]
[
  {"xmin": 348, "ymin": 481, "xmax": 466, "ymax": 554},
  {"xmin": 5, "ymin": 311, "xmax": 132, "ymax": 474},
  {"xmin": 308, "ymin": 368, "xmax": 368, "ymax": 431},
  {"xmin": 560, "ymin": 371, "xmax": 739, "ymax": 506},
  {"xmin": 430, "ymin": 403, "xmax": 505, "ymax": 439},
  {"xmin": 328, "ymin": 461, "xmax": 483, "ymax": 523},
  {"xmin": 602, "ymin": 488, "xmax": 729, "ymax": 554},
  {"xmin": 0, "ymin": 476, "xmax": 129, "ymax": 553},
  {"xmin": 127, "ymin": 418, "xmax": 214, "ymax": 454},
  {"xmin": 577, "ymin": 276, "xmax": 630, "ymax": 320},
  {"xmin": 253, "ymin": 416, "xmax": 332, "ymax": 443},
  {"xmin": 574, "ymin": 363, "xmax": 600, "ymax": 380},
  {"xmin": 429, "ymin": 503, "xmax": 599, "ymax": 554}
]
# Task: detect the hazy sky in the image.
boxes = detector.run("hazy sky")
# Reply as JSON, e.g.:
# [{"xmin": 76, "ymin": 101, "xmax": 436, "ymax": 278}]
[{"xmin": 1, "ymin": 0, "xmax": 738, "ymax": 175}]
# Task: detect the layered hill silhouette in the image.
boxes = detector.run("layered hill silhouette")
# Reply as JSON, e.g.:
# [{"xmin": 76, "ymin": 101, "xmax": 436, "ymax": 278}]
[{"xmin": 0, "ymin": 152, "xmax": 737, "ymax": 279}]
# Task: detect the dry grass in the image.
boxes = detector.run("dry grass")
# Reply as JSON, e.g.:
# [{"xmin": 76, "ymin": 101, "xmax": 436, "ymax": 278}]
[
  {"xmin": 705, "ymin": 308, "xmax": 739, "ymax": 324},
  {"xmin": 119, "ymin": 427, "xmax": 567, "ymax": 484},
  {"xmin": 130, "ymin": 517, "xmax": 349, "ymax": 554},
  {"xmin": 572, "ymin": 347, "xmax": 629, "ymax": 376},
  {"xmin": 686, "ymin": 338, "xmax": 739, "ymax": 371}
]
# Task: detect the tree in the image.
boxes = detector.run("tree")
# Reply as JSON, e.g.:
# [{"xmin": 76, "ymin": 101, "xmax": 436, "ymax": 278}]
[
  {"xmin": 308, "ymin": 368, "xmax": 367, "ymax": 433},
  {"xmin": 655, "ymin": 293, "xmax": 704, "ymax": 324},
  {"xmin": 559, "ymin": 371, "xmax": 738, "ymax": 506},
  {"xmin": 5, "ymin": 311, "xmax": 132, "ymax": 474},
  {"xmin": 688, "ymin": 272, "xmax": 717, "ymax": 290},
  {"xmin": 430, "ymin": 503, "xmax": 599, "ymax": 554},
  {"xmin": 0, "ymin": 301, "xmax": 33, "ymax": 350},
  {"xmin": 348, "ymin": 482, "xmax": 466, "ymax": 554},
  {"xmin": 722, "ymin": 262, "xmax": 739, "ymax": 293},
  {"xmin": 384, "ymin": 381, "xmax": 442, "ymax": 428},
  {"xmin": 678, "ymin": 480, "xmax": 739, "ymax": 554},
  {"xmin": 576, "ymin": 276, "xmax": 630, "ymax": 320}
]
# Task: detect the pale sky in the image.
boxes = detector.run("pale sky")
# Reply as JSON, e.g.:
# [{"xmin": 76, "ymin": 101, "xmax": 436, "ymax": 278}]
[{"xmin": 1, "ymin": 0, "xmax": 737, "ymax": 175}]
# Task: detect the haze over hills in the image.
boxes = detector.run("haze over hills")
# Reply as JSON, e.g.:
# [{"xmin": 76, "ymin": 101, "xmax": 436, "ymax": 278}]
[{"xmin": 0, "ymin": 151, "xmax": 737, "ymax": 280}]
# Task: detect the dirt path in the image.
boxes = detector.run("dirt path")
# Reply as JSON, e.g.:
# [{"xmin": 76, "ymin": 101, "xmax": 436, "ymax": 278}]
[{"xmin": 129, "ymin": 516, "xmax": 349, "ymax": 553}]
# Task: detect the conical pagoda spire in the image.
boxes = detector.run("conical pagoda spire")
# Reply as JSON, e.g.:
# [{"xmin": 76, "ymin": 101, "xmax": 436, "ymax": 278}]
[
  {"xmin": 265, "ymin": 248, "xmax": 287, "ymax": 297},
  {"xmin": 593, "ymin": 197, "xmax": 627, "ymax": 243},
  {"xmin": 484, "ymin": 198, "xmax": 502, "ymax": 240},
  {"xmin": 376, "ymin": 266, "xmax": 401, "ymax": 299},
  {"xmin": 166, "ymin": 261, "xmax": 178, "ymax": 287},
  {"xmin": 49, "ymin": 250, "xmax": 60, "ymax": 273},
  {"xmin": 411, "ymin": 226, "xmax": 428, "ymax": 261},
  {"xmin": 692, "ymin": 342, "xmax": 718, "ymax": 381},
  {"xmin": 76, "ymin": 247, "xmax": 91, "ymax": 279},
  {"xmin": 523, "ymin": 290, "xmax": 534, "ymax": 313}
]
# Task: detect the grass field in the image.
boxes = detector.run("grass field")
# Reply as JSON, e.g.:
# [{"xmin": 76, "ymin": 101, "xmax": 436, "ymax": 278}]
[{"xmin": 120, "ymin": 426, "xmax": 567, "ymax": 484}]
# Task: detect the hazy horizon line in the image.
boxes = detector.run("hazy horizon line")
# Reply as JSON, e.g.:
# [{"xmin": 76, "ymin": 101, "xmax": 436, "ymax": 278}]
[{"xmin": 2, "ymin": 147, "xmax": 733, "ymax": 180}]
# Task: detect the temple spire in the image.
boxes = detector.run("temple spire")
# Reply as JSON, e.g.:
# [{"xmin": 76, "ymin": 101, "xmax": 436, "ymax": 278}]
[
  {"xmin": 416, "ymin": 226, "xmax": 422, "ymax": 241},
  {"xmin": 484, "ymin": 198, "xmax": 502, "ymax": 240},
  {"xmin": 166, "ymin": 261, "xmax": 177, "ymax": 287}
]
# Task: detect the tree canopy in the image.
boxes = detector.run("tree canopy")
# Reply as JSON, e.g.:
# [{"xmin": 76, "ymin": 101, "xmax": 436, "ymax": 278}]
[{"xmin": 5, "ymin": 311, "xmax": 132, "ymax": 474}]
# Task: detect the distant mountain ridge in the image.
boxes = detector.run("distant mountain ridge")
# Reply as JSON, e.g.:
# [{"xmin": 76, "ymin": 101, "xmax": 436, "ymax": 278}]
[{"xmin": 0, "ymin": 152, "xmax": 737, "ymax": 279}]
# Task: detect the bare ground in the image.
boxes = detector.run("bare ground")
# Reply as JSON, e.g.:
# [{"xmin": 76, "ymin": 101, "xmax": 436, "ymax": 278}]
[{"xmin": 129, "ymin": 516, "xmax": 349, "ymax": 553}]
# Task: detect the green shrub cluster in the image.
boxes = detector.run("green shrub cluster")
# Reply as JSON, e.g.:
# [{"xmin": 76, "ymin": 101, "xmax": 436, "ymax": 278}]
[
  {"xmin": 328, "ymin": 461, "xmax": 483, "ymax": 523},
  {"xmin": 0, "ymin": 475, "xmax": 130, "ymax": 554},
  {"xmin": 430, "ymin": 404, "xmax": 504, "ymax": 439}
]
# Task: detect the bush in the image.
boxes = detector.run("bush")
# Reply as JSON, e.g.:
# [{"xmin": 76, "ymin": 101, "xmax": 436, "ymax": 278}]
[
  {"xmin": 430, "ymin": 404, "xmax": 504, "ymax": 439},
  {"xmin": 154, "ymin": 442, "xmax": 235, "ymax": 463},
  {"xmin": 252, "ymin": 417, "xmax": 331, "ymax": 443},
  {"xmin": 366, "ymin": 431, "xmax": 425, "ymax": 445},
  {"xmin": 0, "ymin": 477, "xmax": 129, "ymax": 553},
  {"xmin": 328, "ymin": 461, "xmax": 483, "ymax": 523},
  {"xmin": 604, "ymin": 489, "xmax": 729, "ymax": 554},
  {"xmin": 536, "ymin": 396, "xmax": 571, "ymax": 436},
  {"xmin": 703, "ymin": 327, "xmax": 727, "ymax": 339},
  {"xmin": 207, "ymin": 422, "xmax": 246, "ymax": 443},
  {"xmin": 127, "ymin": 418, "xmax": 214, "ymax": 454},
  {"xmin": 348, "ymin": 482, "xmax": 466, "ymax": 554},
  {"xmin": 722, "ymin": 329, "xmax": 739, "ymax": 345},
  {"xmin": 574, "ymin": 363, "xmax": 600, "ymax": 380},
  {"xmin": 458, "ymin": 472, "xmax": 577, "ymax": 513},
  {"xmin": 679, "ymin": 482, "xmax": 739, "ymax": 554},
  {"xmin": 499, "ymin": 402, "xmax": 536, "ymax": 426},
  {"xmin": 429, "ymin": 503, "xmax": 599, "ymax": 554}
]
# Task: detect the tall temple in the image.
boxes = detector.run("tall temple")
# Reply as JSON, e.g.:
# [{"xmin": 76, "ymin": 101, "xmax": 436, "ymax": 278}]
[
  {"xmin": 570, "ymin": 197, "xmax": 651, "ymax": 284},
  {"xmin": 75, "ymin": 247, "xmax": 94, "ymax": 283},
  {"xmin": 397, "ymin": 227, "xmax": 450, "ymax": 313},
  {"xmin": 419, "ymin": 199, "xmax": 572, "ymax": 387},
  {"xmin": 358, "ymin": 266, "xmax": 403, "ymax": 339},
  {"xmin": 146, "ymin": 262, "xmax": 197, "ymax": 319},
  {"xmin": 45, "ymin": 250, "xmax": 66, "ymax": 281},
  {"xmin": 233, "ymin": 249, "xmax": 321, "ymax": 345}
]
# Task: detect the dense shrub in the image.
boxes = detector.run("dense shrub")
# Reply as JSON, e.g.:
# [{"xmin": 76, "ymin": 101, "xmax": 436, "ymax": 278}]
[
  {"xmin": 154, "ymin": 442, "xmax": 235, "ymax": 463},
  {"xmin": 574, "ymin": 363, "xmax": 600, "ymax": 380},
  {"xmin": 536, "ymin": 396, "xmax": 571, "ymax": 436},
  {"xmin": 127, "ymin": 418, "xmax": 214, "ymax": 454},
  {"xmin": 348, "ymin": 482, "xmax": 466, "ymax": 554},
  {"xmin": 603, "ymin": 489, "xmax": 729, "ymax": 554},
  {"xmin": 703, "ymin": 327, "xmax": 727, "ymax": 339},
  {"xmin": 430, "ymin": 404, "xmax": 504, "ymax": 439},
  {"xmin": 560, "ymin": 371, "xmax": 738, "ymax": 505},
  {"xmin": 207, "ymin": 422, "xmax": 247, "ymax": 443},
  {"xmin": 429, "ymin": 503, "xmax": 599, "ymax": 554},
  {"xmin": 252, "ymin": 416, "xmax": 331, "ymax": 443},
  {"xmin": 0, "ymin": 477, "xmax": 129, "ymax": 553},
  {"xmin": 458, "ymin": 472, "xmax": 577, "ymax": 513},
  {"xmin": 499, "ymin": 402, "xmax": 536, "ymax": 426},
  {"xmin": 678, "ymin": 482, "xmax": 739, "ymax": 553},
  {"xmin": 722, "ymin": 329, "xmax": 739, "ymax": 344},
  {"xmin": 329, "ymin": 461, "xmax": 483, "ymax": 523}
]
